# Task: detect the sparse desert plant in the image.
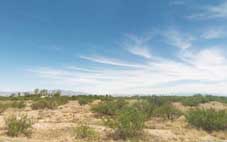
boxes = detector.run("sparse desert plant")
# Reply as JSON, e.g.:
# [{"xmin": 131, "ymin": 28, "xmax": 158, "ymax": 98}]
[
  {"xmin": 11, "ymin": 101, "xmax": 26, "ymax": 109},
  {"xmin": 0, "ymin": 103, "xmax": 11, "ymax": 113},
  {"xmin": 5, "ymin": 114, "xmax": 32, "ymax": 137},
  {"xmin": 0, "ymin": 101, "xmax": 26, "ymax": 113},
  {"xmin": 78, "ymin": 97, "xmax": 93, "ymax": 105},
  {"xmin": 153, "ymin": 103, "xmax": 182, "ymax": 120},
  {"xmin": 133, "ymin": 100, "xmax": 155, "ymax": 119},
  {"xmin": 31, "ymin": 99, "xmax": 57, "ymax": 110},
  {"xmin": 74, "ymin": 124, "xmax": 99, "ymax": 140},
  {"xmin": 31, "ymin": 96, "xmax": 68, "ymax": 110},
  {"xmin": 146, "ymin": 96, "xmax": 170, "ymax": 107},
  {"xmin": 186, "ymin": 109, "xmax": 227, "ymax": 131},
  {"xmin": 112, "ymin": 107, "xmax": 145, "ymax": 140},
  {"xmin": 52, "ymin": 96, "xmax": 69, "ymax": 106},
  {"xmin": 92, "ymin": 99, "xmax": 128, "ymax": 116}
]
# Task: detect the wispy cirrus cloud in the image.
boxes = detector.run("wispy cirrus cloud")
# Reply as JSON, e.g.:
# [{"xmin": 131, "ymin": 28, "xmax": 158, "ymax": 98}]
[
  {"xmin": 201, "ymin": 28, "xmax": 226, "ymax": 39},
  {"xmin": 29, "ymin": 47, "xmax": 227, "ymax": 94},
  {"xmin": 123, "ymin": 34, "xmax": 152, "ymax": 59},
  {"xmin": 28, "ymin": 29, "xmax": 227, "ymax": 95},
  {"xmin": 188, "ymin": 1, "xmax": 227, "ymax": 19},
  {"xmin": 127, "ymin": 47, "xmax": 152, "ymax": 59},
  {"xmin": 80, "ymin": 55, "xmax": 147, "ymax": 68},
  {"xmin": 163, "ymin": 30, "xmax": 194, "ymax": 50}
]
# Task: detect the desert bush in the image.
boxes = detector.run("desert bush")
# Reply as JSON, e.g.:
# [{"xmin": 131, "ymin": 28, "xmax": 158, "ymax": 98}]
[
  {"xmin": 31, "ymin": 99, "xmax": 57, "ymax": 110},
  {"xmin": 74, "ymin": 124, "xmax": 99, "ymax": 140},
  {"xmin": 145, "ymin": 96, "xmax": 170, "ymax": 107},
  {"xmin": 52, "ymin": 96, "xmax": 68, "ymax": 106},
  {"xmin": 92, "ymin": 99, "xmax": 128, "ymax": 116},
  {"xmin": 78, "ymin": 97, "xmax": 93, "ymax": 105},
  {"xmin": 5, "ymin": 114, "xmax": 32, "ymax": 137},
  {"xmin": 106, "ymin": 107, "xmax": 145, "ymax": 140},
  {"xmin": 11, "ymin": 101, "xmax": 26, "ymax": 109},
  {"xmin": 0, "ymin": 101, "xmax": 26, "ymax": 113},
  {"xmin": 153, "ymin": 103, "xmax": 182, "ymax": 120},
  {"xmin": 133, "ymin": 100, "xmax": 155, "ymax": 119},
  {"xmin": 76, "ymin": 95, "xmax": 112, "ymax": 105},
  {"xmin": 186, "ymin": 109, "xmax": 227, "ymax": 131},
  {"xmin": 31, "ymin": 96, "xmax": 68, "ymax": 110},
  {"xmin": 0, "ymin": 103, "xmax": 10, "ymax": 113}
]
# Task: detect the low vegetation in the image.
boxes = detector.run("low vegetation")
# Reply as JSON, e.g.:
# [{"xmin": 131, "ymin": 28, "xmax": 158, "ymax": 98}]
[
  {"xmin": 2, "ymin": 89, "xmax": 227, "ymax": 141},
  {"xmin": 5, "ymin": 114, "xmax": 32, "ymax": 137},
  {"xmin": 133, "ymin": 100, "xmax": 155, "ymax": 119},
  {"xmin": 186, "ymin": 109, "xmax": 227, "ymax": 131},
  {"xmin": 0, "ymin": 101, "xmax": 26, "ymax": 113},
  {"xmin": 114, "ymin": 107, "xmax": 145, "ymax": 139},
  {"xmin": 103, "ymin": 107, "xmax": 145, "ymax": 140},
  {"xmin": 74, "ymin": 124, "xmax": 99, "ymax": 140},
  {"xmin": 92, "ymin": 99, "xmax": 128, "ymax": 116},
  {"xmin": 153, "ymin": 103, "xmax": 182, "ymax": 120},
  {"xmin": 11, "ymin": 101, "xmax": 26, "ymax": 109},
  {"xmin": 31, "ymin": 90, "xmax": 68, "ymax": 110}
]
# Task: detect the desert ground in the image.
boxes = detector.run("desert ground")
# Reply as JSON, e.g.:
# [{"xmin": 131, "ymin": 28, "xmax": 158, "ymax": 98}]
[{"xmin": 0, "ymin": 97, "xmax": 227, "ymax": 142}]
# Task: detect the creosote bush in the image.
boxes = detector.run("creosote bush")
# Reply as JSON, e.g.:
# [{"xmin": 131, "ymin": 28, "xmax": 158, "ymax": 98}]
[
  {"xmin": 5, "ymin": 114, "xmax": 32, "ymax": 137},
  {"xmin": 11, "ymin": 101, "xmax": 26, "ymax": 109},
  {"xmin": 0, "ymin": 101, "xmax": 26, "ymax": 113},
  {"xmin": 186, "ymin": 109, "xmax": 227, "ymax": 131},
  {"xmin": 31, "ymin": 96, "xmax": 68, "ymax": 110},
  {"xmin": 31, "ymin": 99, "xmax": 57, "ymax": 109},
  {"xmin": 133, "ymin": 100, "xmax": 155, "ymax": 119},
  {"xmin": 74, "ymin": 124, "xmax": 99, "ymax": 140},
  {"xmin": 78, "ymin": 97, "xmax": 93, "ymax": 106},
  {"xmin": 153, "ymin": 103, "xmax": 182, "ymax": 120},
  {"xmin": 103, "ymin": 107, "xmax": 145, "ymax": 140},
  {"xmin": 92, "ymin": 99, "xmax": 128, "ymax": 116}
]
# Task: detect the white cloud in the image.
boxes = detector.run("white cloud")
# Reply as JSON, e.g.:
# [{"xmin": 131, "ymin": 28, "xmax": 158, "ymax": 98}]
[
  {"xmin": 164, "ymin": 30, "xmax": 194, "ymax": 49},
  {"xmin": 201, "ymin": 29, "xmax": 225, "ymax": 39},
  {"xmin": 29, "ymin": 46, "xmax": 227, "ymax": 95},
  {"xmin": 28, "ymin": 31, "xmax": 227, "ymax": 95},
  {"xmin": 80, "ymin": 55, "xmax": 147, "ymax": 68},
  {"xmin": 123, "ymin": 34, "xmax": 152, "ymax": 59},
  {"xmin": 189, "ymin": 1, "xmax": 227, "ymax": 19},
  {"xmin": 127, "ymin": 47, "xmax": 152, "ymax": 59}
]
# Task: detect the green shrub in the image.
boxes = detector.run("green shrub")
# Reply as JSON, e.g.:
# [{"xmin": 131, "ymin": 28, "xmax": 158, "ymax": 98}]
[
  {"xmin": 0, "ymin": 101, "xmax": 26, "ymax": 113},
  {"xmin": 31, "ymin": 96, "xmax": 68, "ymax": 110},
  {"xmin": 180, "ymin": 95, "xmax": 210, "ymax": 106},
  {"xmin": 0, "ymin": 103, "xmax": 10, "ymax": 113},
  {"xmin": 31, "ymin": 99, "xmax": 57, "ymax": 110},
  {"xmin": 133, "ymin": 100, "xmax": 155, "ymax": 119},
  {"xmin": 110, "ymin": 107, "xmax": 145, "ymax": 140},
  {"xmin": 11, "ymin": 101, "xmax": 26, "ymax": 109},
  {"xmin": 78, "ymin": 97, "xmax": 93, "ymax": 105},
  {"xmin": 146, "ymin": 96, "xmax": 170, "ymax": 107},
  {"xmin": 92, "ymin": 99, "xmax": 128, "ymax": 116},
  {"xmin": 186, "ymin": 109, "xmax": 227, "ymax": 131},
  {"xmin": 5, "ymin": 114, "xmax": 32, "ymax": 137},
  {"xmin": 74, "ymin": 124, "xmax": 99, "ymax": 140},
  {"xmin": 52, "ymin": 96, "xmax": 68, "ymax": 106},
  {"xmin": 153, "ymin": 103, "xmax": 182, "ymax": 120}
]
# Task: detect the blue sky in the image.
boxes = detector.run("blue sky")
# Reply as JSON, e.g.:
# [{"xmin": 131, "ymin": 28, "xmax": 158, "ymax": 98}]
[{"xmin": 1, "ymin": 0, "xmax": 227, "ymax": 95}]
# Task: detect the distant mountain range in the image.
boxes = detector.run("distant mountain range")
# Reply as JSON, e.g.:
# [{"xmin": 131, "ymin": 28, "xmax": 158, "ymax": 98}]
[{"xmin": 0, "ymin": 90, "xmax": 89, "ymax": 96}]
